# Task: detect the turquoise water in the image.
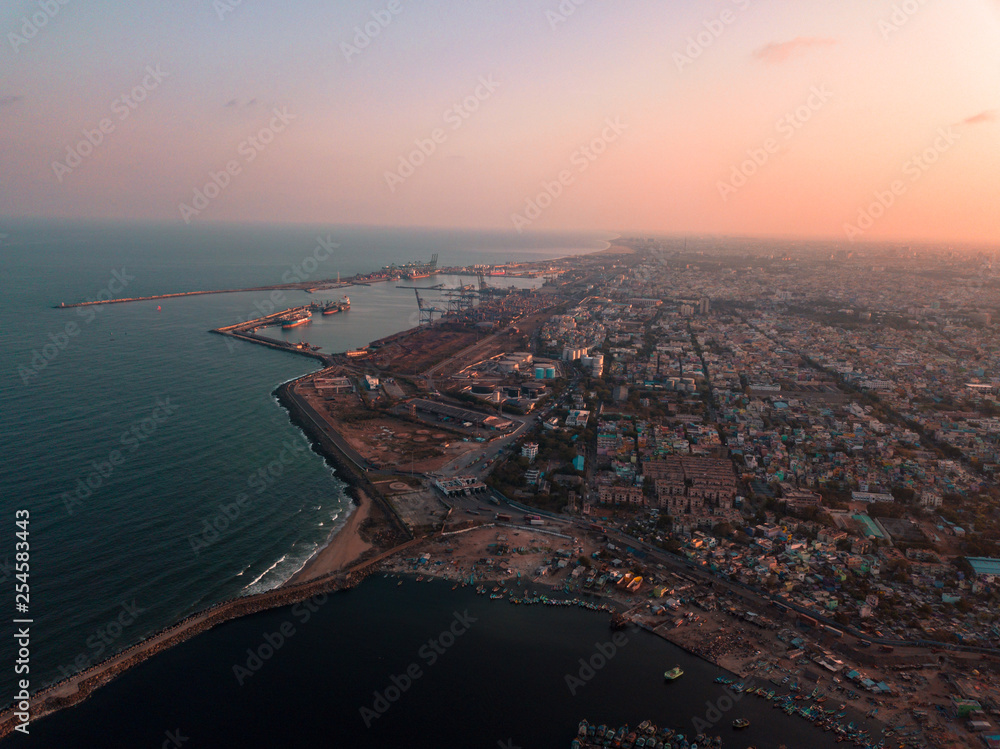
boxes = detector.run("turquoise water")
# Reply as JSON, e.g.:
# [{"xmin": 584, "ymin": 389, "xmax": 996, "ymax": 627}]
[{"xmin": 0, "ymin": 220, "xmax": 610, "ymax": 696}]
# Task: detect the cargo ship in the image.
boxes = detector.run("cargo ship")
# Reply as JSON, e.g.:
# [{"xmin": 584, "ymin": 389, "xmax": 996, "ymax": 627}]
[
  {"xmin": 280, "ymin": 311, "xmax": 312, "ymax": 329},
  {"xmin": 322, "ymin": 296, "xmax": 350, "ymax": 315}
]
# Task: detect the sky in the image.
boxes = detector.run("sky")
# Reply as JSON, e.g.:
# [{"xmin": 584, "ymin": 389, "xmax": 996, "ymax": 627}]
[{"xmin": 1, "ymin": 0, "xmax": 999, "ymax": 245}]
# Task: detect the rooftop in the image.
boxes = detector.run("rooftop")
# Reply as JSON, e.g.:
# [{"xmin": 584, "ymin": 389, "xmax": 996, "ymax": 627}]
[{"xmin": 967, "ymin": 557, "xmax": 1000, "ymax": 577}]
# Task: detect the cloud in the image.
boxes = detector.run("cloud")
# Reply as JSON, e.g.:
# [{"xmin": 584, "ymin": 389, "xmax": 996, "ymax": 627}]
[
  {"xmin": 0, "ymin": 95, "xmax": 24, "ymax": 108},
  {"xmin": 753, "ymin": 37, "xmax": 837, "ymax": 64},
  {"xmin": 959, "ymin": 110, "xmax": 996, "ymax": 126}
]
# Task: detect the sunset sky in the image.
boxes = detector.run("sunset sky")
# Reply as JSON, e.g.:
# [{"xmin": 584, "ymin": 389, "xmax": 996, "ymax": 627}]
[{"xmin": 2, "ymin": 0, "xmax": 998, "ymax": 244}]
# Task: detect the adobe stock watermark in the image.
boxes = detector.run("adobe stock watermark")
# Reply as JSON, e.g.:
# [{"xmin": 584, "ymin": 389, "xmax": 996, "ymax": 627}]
[
  {"xmin": 179, "ymin": 107, "xmax": 296, "ymax": 223},
  {"xmin": 54, "ymin": 600, "xmax": 147, "ymax": 678},
  {"xmin": 223, "ymin": 235, "xmax": 340, "ymax": 353},
  {"xmin": 213, "ymin": 0, "xmax": 247, "ymax": 21},
  {"xmin": 674, "ymin": 0, "xmax": 752, "ymax": 71},
  {"xmin": 691, "ymin": 678, "xmax": 756, "ymax": 733},
  {"xmin": 878, "ymin": 0, "xmax": 931, "ymax": 40},
  {"xmin": 718, "ymin": 85, "xmax": 833, "ymax": 201},
  {"xmin": 546, "ymin": 0, "xmax": 588, "ymax": 30},
  {"xmin": 7, "ymin": 0, "xmax": 71, "ymax": 53},
  {"xmin": 158, "ymin": 729, "xmax": 189, "ymax": 749},
  {"xmin": 51, "ymin": 65, "xmax": 169, "ymax": 183},
  {"xmin": 62, "ymin": 397, "xmax": 180, "ymax": 515},
  {"xmin": 360, "ymin": 609, "xmax": 477, "ymax": 727},
  {"xmin": 18, "ymin": 268, "xmax": 136, "ymax": 385},
  {"xmin": 232, "ymin": 593, "xmax": 328, "ymax": 685},
  {"xmin": 187, "ymin": 439, "xmax": 309, "ymax": 554},
  {"xmin": 384, "ymin": 75, "xmax": 501, "ymax": 193},
  {"xmin": 510, "ymin": 116, "xmax": 626, "ymax": 233},
  {"xmin": 844, "ymin": 126, "xmax": 959, "ymax": 241},
  {"xmin": 341, "ymin": 0, "xmax": 403, "ymax": 62},
  {"xmin": 564, "ymin": 629, "xmax": 632, "ymax": 695}
]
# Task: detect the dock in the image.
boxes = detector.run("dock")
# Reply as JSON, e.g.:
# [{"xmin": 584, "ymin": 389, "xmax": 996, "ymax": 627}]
[
  {"xmin": 210, "ymin": 306, "xmax": 332, "ymax": 363},
  {"xmin": 54, "ymin": 279, "xmax": 355, "ymax": 308}
]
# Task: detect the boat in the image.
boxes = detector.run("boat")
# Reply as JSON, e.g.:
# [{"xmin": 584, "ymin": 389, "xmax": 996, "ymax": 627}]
[
  {"xmin": 280, "ymin": 310, "xmax": 312, "ymax": 328},
  {"xmin": 663, "ymin": 666, "xmax": 683, "ymax": 681},
  {"xmin": 732, "ymin": 718, "xmax": 750, "ymax": 730},
  {"xmin": 322, "ymin": 295, "xmax": 350, "ymax": 314}
]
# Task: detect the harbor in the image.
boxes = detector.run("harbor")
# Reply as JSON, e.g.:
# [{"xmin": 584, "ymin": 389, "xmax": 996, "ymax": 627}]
[
  {"xmin": 23, "ymin": 242, "xmax": 955, "ymax": 748},
  {"xmin": 210, "ymin": 304, "xmax": 332, "ymax": 363},
  {"xmin": 3, "ymin": 575, "xmax": 849, "ymax": 749}
]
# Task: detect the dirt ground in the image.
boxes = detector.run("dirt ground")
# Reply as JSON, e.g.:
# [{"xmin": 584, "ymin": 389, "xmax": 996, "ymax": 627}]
[
  {"xmin": 299, "ymin": 383, "xmax": 479, "ymax": 471},
  {"xmin": 384, "ymin": 525, "xmax": 594, "ymax": 586},
  {"xmin": 379, "ymin": 326, "xmax": 481, "ymax": 374}
]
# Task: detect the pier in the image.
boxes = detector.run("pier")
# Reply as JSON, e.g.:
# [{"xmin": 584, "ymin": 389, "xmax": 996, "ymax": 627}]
[
  {"xmin": 210, "ymin": 306, "xmax": 332, "ymax": 363},
  {"xmin": 54, "ymin": 279, "xmax": 355, "ymax": 308}
]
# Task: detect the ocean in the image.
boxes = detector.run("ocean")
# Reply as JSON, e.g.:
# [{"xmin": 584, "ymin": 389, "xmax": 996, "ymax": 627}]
[
  {"xmin": 0, "ymin": 220, "xmax": 610, "ymax": 700},
  {"xmin": 0, "ymin": 222, "xmax": 869, "ymax": 748}
]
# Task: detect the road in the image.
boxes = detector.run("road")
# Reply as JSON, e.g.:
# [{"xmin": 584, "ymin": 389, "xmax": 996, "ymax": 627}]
[{"xmin": 435, "ymin": 410, "xmax": 537, "ymax": 478}]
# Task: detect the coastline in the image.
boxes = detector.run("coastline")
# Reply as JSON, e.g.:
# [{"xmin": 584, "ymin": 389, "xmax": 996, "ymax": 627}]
[
  {"xmin": 0, "ymin": 374, "xmax": 406, "ymax": 740},
  {"xmin": 381, "ymin": 533, "xmax": 895, "ymax": 745},
  {"xmin": 1, "ymin": 236, "xmax": 642, "ymax": 740},
  {"xmin": 285, "ymin": 488, "xmax": 372, "ymax": 585}
]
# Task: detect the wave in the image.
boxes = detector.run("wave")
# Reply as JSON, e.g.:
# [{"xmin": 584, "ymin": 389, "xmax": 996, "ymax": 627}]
[
  {"xmin": 283, "ymin": 542, "xmax": 321, "ymax": 582},
  {"xmin": 244, "ymin": 554, "xmax": 287, "ymax": 589}
]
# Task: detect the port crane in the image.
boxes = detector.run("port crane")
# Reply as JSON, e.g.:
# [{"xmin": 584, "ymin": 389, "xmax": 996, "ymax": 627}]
[
  {"xmin": 441, "ymin": 283, "xmax": 478, "ymax": 315},
  {"xmin": 413, "ymin": 289, "xmax": 445, "ymax": 325}
]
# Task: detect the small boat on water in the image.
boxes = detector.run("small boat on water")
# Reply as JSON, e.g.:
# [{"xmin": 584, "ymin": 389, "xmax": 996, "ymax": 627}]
[
  {"xmin": 732, "ymin": 718, "xmax": 750, "ymax": 729},
  {"xmin": 663, "ymin": 666, "xmax": 684, "ymax": 681}
]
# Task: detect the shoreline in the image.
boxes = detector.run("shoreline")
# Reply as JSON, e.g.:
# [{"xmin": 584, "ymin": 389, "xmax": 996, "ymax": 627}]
[
  {"xmin": 285, "ymin": 488, "xmax": 372, "ymax": 585},
  {"xmin": 1, "ymin": 237, "xmax": 645, "ymax": 740},
  {"xmin": 0, "ymin": 370, "xmax": 409, "ymax": 740},
  {"xmin": 383, "ymin": 556, "xmax": 894, "ymax": 744}
]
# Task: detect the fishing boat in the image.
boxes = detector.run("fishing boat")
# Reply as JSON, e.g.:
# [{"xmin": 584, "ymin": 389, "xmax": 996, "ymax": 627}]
[
  {"xmin": 732, "ymin": 718, "xmax": 750, "ymax": 729},
  {"xmin": 663, "ymin": 666, "xmax": 683, "ymax": 681}
]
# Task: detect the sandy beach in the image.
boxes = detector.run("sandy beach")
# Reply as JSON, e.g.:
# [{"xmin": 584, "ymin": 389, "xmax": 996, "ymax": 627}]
[{"xmin": 287, "ymin": 489, "xmax": 373, "ymax": 585}]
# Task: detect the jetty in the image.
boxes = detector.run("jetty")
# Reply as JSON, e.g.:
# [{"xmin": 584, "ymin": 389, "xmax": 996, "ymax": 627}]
[
  {"xmin": 54, "ymin": 279, "xmax": 355, "ymax": 308},
  {"xmin": 210, "ymin": 306, "xmax": 332, "ymax": 363}
]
